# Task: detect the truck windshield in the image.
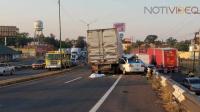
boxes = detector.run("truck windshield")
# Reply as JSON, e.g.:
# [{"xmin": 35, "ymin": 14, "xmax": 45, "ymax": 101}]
[{"xmin": 47, "ymin": 54, "xmax": 61, "ymax": 60}]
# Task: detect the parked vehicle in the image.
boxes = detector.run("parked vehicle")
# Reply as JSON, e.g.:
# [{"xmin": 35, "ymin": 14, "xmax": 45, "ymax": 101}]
[
  {"xmin": 119, "ymin": 57, "xmax": 145, "ymax": 75},
  {"xmin": 87, "ymin": 28, "xmax": 123, "ymax": 73},
  {"xmin": 32, "ymin": 59, "xmax": 45, "ymax": 69},
  {"xmin": 183, "ymin": 77, "xmax": 200, "ymax": 95},
  {"xmin": 0, "ymin": 63, "xmax": 15, "ymax": 75},
  {"xmin": 45, "ymin": 50, "xmax": 71, "ymax": 70},
  {"xmin": 147, "ymin": 48, "xmax": 179, "ymax": 73}
]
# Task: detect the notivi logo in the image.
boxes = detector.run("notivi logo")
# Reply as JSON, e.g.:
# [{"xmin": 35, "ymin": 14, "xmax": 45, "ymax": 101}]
[{"xmin": 144, "ymin": 6, "xmax": 200, "ymax": 15}]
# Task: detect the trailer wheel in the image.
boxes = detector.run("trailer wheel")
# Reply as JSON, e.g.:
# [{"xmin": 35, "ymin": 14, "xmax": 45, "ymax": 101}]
[{"xmin": 116, "ymin": 66, "xmax": 122, "ymax": 74}]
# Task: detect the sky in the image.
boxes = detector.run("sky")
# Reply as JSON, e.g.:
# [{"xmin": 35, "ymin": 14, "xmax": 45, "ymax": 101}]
[{"xmin": 1, "ymin": 0, "xmax": 200, "ymax": 41}]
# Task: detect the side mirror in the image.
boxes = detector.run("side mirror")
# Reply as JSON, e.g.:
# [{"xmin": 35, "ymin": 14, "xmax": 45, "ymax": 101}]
[{"xmin": 119, "ymin": 59, "xmax": 126, "ymax": 64}]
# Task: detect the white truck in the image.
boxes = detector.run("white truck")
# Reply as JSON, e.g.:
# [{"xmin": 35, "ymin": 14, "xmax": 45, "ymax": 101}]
[
  {"xmin": 0, "ymin": 63, "xmax": 15, "ymax": 75},
  {"xmin": 87, "ymin": 28, "xmax": 123, "ymax": 73}
]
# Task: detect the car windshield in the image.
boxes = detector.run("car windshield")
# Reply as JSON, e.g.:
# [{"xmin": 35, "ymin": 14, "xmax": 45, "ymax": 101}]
[
  {"xmin": 128, "ymin": 58, "xmax": 140, "ymax": 64},
  {"xmin": 0, "ymin": 64, "xmax": 6, "ymax": 67},
  {"xmin": 189, "ymin": 79, "xmax": 200, "ymax": 84}
]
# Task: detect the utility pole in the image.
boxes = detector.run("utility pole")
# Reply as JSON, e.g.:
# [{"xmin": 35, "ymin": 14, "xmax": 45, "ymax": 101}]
[
  {"xmin": 58, "ymin": 0, "xmax": 62, "ymax": 50},
  {"xmin": 87, "ymin": 24, "xmax": 89, "ymax": 31},
  {"xmin": 58, "ymin": 0, "xmax": 62, "ymax": 69},
  {"xmin": 198, "ymin": 30, "xmax": 200, "ymax": 74}
]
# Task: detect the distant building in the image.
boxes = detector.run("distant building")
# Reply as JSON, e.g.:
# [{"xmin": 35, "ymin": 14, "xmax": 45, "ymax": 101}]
[
  {"xmin": 122, "ymin": 38, "xmax": 132, "ymax": 51},
  {"xmin": 0, "ymin": 45, "xmax": 21, "ymax": 62},
  {"xmin": 188, "ymin": 32, "xmax": 200, "ymax": 59},
  {"xmin": 18, "ymin": 43, "xmax": 55, "ymax": 58}
]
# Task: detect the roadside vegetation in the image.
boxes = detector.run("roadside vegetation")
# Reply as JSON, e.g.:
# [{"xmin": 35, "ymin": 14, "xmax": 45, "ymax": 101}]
[
  {"xmin": 126, "ymin": 35, "xmax": 190, "ymax": 54},
  {"xmin": 0, "ymin": 33, "xmax": 86, "ymax": 49},
  {"xmin": 151, "ymin": 76, "xmax": 186, "ymax": 112}
]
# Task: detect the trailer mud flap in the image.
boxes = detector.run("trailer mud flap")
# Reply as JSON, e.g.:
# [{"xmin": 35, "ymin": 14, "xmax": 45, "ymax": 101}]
[{"xmin": 91, "ymin": 64, "xmax": 111, "ymax": 73}]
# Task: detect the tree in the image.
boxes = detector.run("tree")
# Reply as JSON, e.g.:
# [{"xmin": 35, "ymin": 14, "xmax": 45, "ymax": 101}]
[
  {"xmin": 144, "ymin": 35, "xmax": 158, "ymax": 44},
  {"xmin": 76, "ymin": 36, "xmax": 86, "ymax": 48},
  {"xmin": 166, "ymin": 37, "xmax": 177, "ymax": 47},
  {"xmin": 154, "ymin": 40, "xmax": 163, "ymax": 47},
  {"xmin": 43, "ymin": 34, "xmax": 59, "ymax": 48},
  {"xmin": 176, "ymin": 40, "xmax": 190, "ymax": 51},
  {"xmin": 135, "ymin": 40, "xmax": 144, "ymax": 47},
  {"xmin": 0, "ymin": 32, "xmax": 33, "ymax": 47}
]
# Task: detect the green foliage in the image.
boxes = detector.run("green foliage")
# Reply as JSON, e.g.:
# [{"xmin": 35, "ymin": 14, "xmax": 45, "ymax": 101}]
[
  {"xmin": 43, "ymin": 36, "xmax": 59, "ymax": 48},
  {"xmin": 176, "ymin": 40, "xmax": 190, "ymax": 51},
  {"xmin": 135, "ymin": 40, "xmax": 144, "ymax": 47},
  {"xmin": 0, "ymin": 33, "xmax": 33, "ymax": 47},
  {"xmin": 75, "ymin": 36, "xmax": 86, "ymax": 48},
  {"xmin": 166, "ymin": 37, "xmax": 177, "ymax": 47},
  {"xmin": 43, "ymin": 34, "xmax": 73, "ymax": 48},
  {"xmin": 144, "ymin": 35, "xmax": 158, "ymax": 44}
]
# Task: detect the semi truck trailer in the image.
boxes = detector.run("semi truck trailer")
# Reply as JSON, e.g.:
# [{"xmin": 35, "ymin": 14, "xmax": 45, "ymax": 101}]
[
  {"xmin": 147, "ymin": 48, "xmax": 179, "ymax": 73},
  {"xmin": 87, "ymin": 28, "xmax": 123, "ymax": 73}
]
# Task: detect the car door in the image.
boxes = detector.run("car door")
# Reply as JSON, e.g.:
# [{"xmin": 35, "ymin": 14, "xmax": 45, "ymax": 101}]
[{"xmin": 134, "ymin": 60, "xmax": 142, "ymax": 71}]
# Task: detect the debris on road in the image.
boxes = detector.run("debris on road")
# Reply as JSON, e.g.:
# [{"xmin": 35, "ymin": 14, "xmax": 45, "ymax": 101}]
[{"xmin": 89, "ymin": 73, "xmax": 105, "ymax": 78}]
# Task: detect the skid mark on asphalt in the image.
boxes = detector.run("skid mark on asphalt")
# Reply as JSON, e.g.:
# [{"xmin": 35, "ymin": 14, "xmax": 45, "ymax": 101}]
[
  {"xmin": 89, "ymin": 75, "xmax": 122, "ymax": 112},
  {"xmin": 64, "ymin": 77, "xmax": 82, "ymax": 84}
]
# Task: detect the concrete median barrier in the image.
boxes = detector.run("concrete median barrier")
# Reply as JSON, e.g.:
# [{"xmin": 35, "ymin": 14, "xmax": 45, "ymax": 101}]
[
  {"xmin": 152, "ymin": 74, "xmax": 200, "ymax": 112},
  {"xmin": 0, "ymin": 66, "xmax": 80, "ymax": 87},
  {"xmin": 15, "ymin": 65, "xmax": 32, "ymax": 70}
]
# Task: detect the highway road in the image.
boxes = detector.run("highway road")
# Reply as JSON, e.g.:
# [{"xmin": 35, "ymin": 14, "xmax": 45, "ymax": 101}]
[
  {"xmin": 0, "ymin": 69, "xmax": 47, "ymax": 81},
  {"xmin": 0, "ymin": 66, "xmax": 165, "ymax": 112}
]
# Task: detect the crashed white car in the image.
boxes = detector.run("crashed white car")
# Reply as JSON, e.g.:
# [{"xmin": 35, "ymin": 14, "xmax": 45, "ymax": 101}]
[{"xmin": 119, "ymin": 58, "xmax": 145, "ymax": 75}]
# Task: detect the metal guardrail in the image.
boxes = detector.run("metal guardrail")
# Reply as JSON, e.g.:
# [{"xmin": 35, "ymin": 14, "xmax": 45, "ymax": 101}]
[{"xmin": 154, "ymin": 73, "xmax": 200, "ymax": 112}]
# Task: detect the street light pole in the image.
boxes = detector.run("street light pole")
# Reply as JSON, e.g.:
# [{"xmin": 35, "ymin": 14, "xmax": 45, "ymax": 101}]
[
  {"xmin": 58, "ymin": 0, "xmax": 62, "ymax": 49},
  {"xmin": 58, "ymin": 0, "xmax": 62, "ymax": 69},
  {"xmin": 87, "ymin": 24, "xmax": 89, "ymax": 31}
]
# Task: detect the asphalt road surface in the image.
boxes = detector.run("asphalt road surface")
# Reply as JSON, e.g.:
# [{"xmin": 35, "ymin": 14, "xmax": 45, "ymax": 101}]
[
  {"xmin": 9, "ymin": 58, "xmax": 36, "ymax": 67},
  {"xmin": 0, "ymin": 69, "xmax": 47, "ymax": 81},
  {"xmin": 0, "ymin": 66, "xmax": 165, "ymax": 112}
]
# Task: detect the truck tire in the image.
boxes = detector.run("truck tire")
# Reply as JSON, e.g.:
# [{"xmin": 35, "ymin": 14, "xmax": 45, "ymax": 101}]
[{"xmin": 116, "ymin": 66, "xmax": 122, "ymax": 75}]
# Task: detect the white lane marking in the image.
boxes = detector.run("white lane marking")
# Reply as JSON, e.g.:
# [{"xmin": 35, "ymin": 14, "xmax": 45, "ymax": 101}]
[
  {"xmin": 64, "ymin": 77, "xmax": 82, "ymax": 84},
  {"xmin": 89, "ymin": 75, "xmax": 122, "ymax": 112}
]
